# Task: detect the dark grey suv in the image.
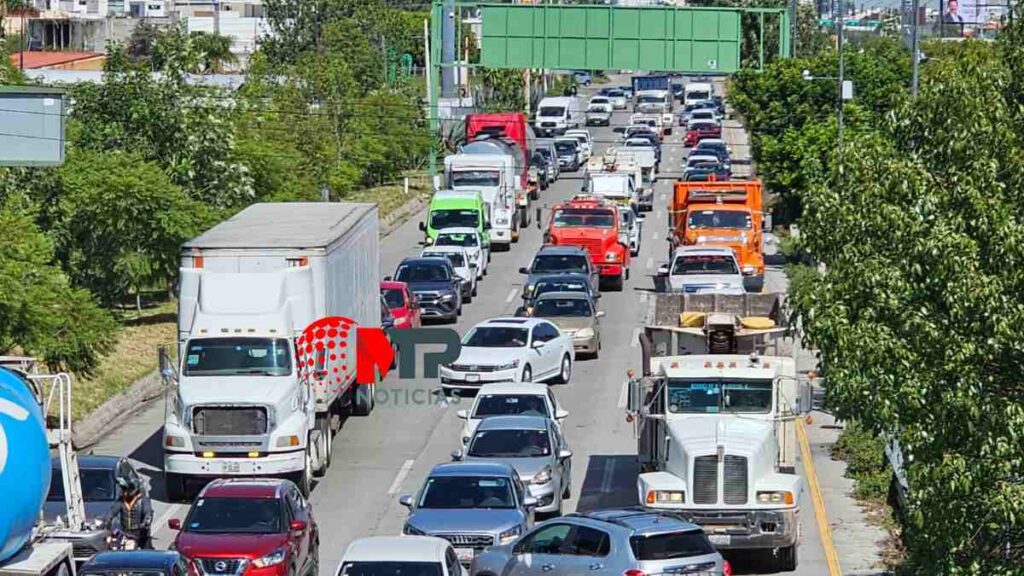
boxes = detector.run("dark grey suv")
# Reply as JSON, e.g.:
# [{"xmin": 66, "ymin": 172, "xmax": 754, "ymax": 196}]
[{"xmin": 470, "ymin": 508, "xmax": 728, "ymax": 576}]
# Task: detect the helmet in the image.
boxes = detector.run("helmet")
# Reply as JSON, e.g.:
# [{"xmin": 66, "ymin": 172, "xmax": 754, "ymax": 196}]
[{"xmin": 117, "ymin": 476, "xmax": 139, "ymax": 495}]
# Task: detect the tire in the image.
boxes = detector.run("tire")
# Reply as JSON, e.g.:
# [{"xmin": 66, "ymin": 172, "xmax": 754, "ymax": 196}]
[
  {"xmin": 472, "ymin": 282, "xmax": 478, "ymax": 297},
  {"xmin": 353, "ymin": 378, "xmax": 375, "ymax": 416},
  {"xmin": 293, "ymin": 447, "xmax": 313, "ymax": 497},
  {"xmin": 777, "ymin": 545, "xmax": 798, "ymax": 571},
  {"xmin": 521, "ymin": 365, "xmax": 533, "ymax": 383},
  {"xmin": 592, "ymin": 339, "xmax": 600, "ymax": 359},
  {"xmin": 562, "ymin": 481, "xmax": 571, "ymax": 499},
  {"xmin": 52, "ymin": 560, "xmax": 71, "ymax": 576},
  {"xmin": 165, "ymin": 473, "xmax": 186, "ymax": 503},
  {"xmin": 552, "ymin": 354, "xmax": 572, "ymax": 384},
  {"xmin": 313, "ymin": 415, "xmax": 331, "ymax": 477}
]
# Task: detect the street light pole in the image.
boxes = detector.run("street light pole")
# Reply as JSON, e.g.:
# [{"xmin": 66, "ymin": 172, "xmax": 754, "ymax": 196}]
[
  {"xmin": 836, "ymin": 0, "xmax": 845, "ymax": 151},
  {"xmin": 910, "ymin": 0, "xmax": 920, "ymax": 97}
]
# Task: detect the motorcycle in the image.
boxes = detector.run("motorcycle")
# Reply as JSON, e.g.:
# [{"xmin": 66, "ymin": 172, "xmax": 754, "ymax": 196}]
[{"xmin": 107, "ymin": 530, "xmax": 142, "ymax": 551}]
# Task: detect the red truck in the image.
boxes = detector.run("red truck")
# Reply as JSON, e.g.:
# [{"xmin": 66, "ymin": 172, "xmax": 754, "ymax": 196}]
[
  {"xmin": 543, "ymin": 195, "xmax": 631, "ymax": 290},
  {"xmin": 466, "ymin": 112, "xmax": 536, "ymax": 190},
  {"xmin": 683, "ymin": 119, "xmax": 722, "ymax": 147}
]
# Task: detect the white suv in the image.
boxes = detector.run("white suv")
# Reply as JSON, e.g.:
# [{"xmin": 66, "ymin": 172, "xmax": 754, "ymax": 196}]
[
  {"xmin": 336, "ymin": 536, "xmax": 467, "ymax": 576},
  {"xmin": 657, "ymin": 246, "xmax": 746, "ymax": 294}
]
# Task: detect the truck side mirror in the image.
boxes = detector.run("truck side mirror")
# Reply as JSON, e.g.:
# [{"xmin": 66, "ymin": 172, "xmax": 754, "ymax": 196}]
[
  {"xmin": 657, "ymin": 265, "xmax": 669, "ymax": 276},
  {"xmin": 418, "ymin": 222, "xmax": 426, "ymax": 232}
]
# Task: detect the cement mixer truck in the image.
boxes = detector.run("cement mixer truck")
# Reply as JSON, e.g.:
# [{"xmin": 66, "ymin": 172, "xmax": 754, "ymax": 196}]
[{"xmin": 0, "ymin": 359, "xmax": 85, "ymax": 576}]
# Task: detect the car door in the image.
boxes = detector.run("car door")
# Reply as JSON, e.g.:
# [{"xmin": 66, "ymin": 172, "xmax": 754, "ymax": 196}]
[
  {"xmin": 505, "ymin": 523, "xmax": 578, "ymax": 576},
  {"xmin": 286, "ymin": 487, "xmax": 313, "ymax": 574},
  {"xmin": 544, "ymin": 321, "xmax": 571, "ymax": 364},
  {"xmin": 559, "ymin": 525, "xmax": 612, "ymax": 575},
  {"xmin": 405, "ymin": 288, "xmax": 421, "ymax": 327},
  {"xmin": 532, "ymin": 323, "xmax": 560, "ymax": 378},
  {"xmin": 551, "ymin": 421, "xmax": 571, "ymax": 495}
]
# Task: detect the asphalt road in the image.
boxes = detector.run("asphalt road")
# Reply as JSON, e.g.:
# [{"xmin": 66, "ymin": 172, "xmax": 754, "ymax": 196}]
[{"xmin": 90, "ymin": 76, "xmax": 831, "ymax": 576}]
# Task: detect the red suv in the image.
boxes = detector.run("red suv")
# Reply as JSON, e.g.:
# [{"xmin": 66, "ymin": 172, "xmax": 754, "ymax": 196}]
[
  {"xmin": 169, "ymin": 479, "xmax": 318, "ymax": 576},
  {"xmin": 380, "ymin": 280, "xmax": 421, "ymax": 329},
  {"xmin": 684, "ymin": 121, "xmax": 722, "ymax": 147}
]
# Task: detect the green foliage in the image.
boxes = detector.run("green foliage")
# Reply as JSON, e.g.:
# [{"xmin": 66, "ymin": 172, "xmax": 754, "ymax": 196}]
[
  {"xmin": 0, "ymin": 195, "xmax": 117, "ymax": 374},
  {"xmin": 832, "ymin": 421, "xmax": 890, "ymax": 501},
  {"xmin": 481, "ymin": 68, "xmax": 526, "ymax": 112}
]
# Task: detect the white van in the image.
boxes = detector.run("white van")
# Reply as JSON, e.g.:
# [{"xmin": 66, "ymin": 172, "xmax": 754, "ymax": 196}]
[
  {"xmin": 535, "ymin": 96, "xmax": 581, "ymax": 137},
  {"xmin": 684, "ymin": 82, "xmax": 714, "ymax": 106}
]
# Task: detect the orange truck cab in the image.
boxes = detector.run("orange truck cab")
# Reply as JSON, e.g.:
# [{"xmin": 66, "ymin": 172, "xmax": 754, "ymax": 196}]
[
  {"xmin": 670, "ymin": 179, "xmax": 765, "ymax": 292},
  {"xmin": 544, "ymin": 195, "xmax": 631, "ymax": 290}
]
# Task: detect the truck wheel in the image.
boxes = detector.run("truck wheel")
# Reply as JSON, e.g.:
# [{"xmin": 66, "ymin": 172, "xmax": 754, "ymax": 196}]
[
  {"xmin": 293, "ymin": 447, "xmax": 313, "ymax": 497},
  {"xmin": 313, "ymin": 415, "xmax": 331, "ymax": 477},
  {"xmin": 777, "ymin": 545, "xmax": 798, "ymax": 571},
  {"xmin": 165, "ymin": 473, "xmax": 186, "ymax": 503},
  {"xmin": 353, "ymin": 380, "xmax": 375, "ymax": 416},
  {"xmin": 519, "ymin": 208, "xmax": 529, "ymax": 229}
]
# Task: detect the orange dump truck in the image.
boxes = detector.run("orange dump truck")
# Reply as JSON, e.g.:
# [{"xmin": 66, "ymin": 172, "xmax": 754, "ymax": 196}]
[
  {"xmin": 670, "ymin": 179, "xmax": 765, "ymax": 292},
  {"xmin": 544, "ymin": 195, "xmax": 631, "ymax": 290}
]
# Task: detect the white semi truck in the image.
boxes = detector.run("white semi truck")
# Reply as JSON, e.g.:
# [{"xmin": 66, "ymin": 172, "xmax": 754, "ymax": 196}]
[
  {"xmin": 444, "ymin": 153, "xmax": 519, "ymax": 248},
  {"xmin": 624, "ymin": 293, "xmax": 807, "ymax": 571},
  {"xmin": 162, "ymin": 202, "xmax": 381, "ymax": 499}
]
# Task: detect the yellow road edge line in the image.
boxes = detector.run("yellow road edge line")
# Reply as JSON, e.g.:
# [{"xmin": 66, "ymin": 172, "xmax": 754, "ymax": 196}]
[{"xmin": 797, "ymin": 418, "xmax": 843, "ymax": 576}]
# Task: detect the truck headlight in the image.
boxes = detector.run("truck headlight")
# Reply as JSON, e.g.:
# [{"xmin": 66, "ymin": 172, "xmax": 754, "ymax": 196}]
[
  {"xmin": 645, "ymin": 490, "xmax": 685, "ymax": 504},
  {"xmin": 742, "ymin": 265, "xmax": 756, "ymax": 275},
  {"xmin": 252, "ymin": 549, "xmax": 287, "ymax": 568},
  {"xmin": 496, "ymin": 217, "xmax": 509, "ymax": 225},
  {"xmin": 495, "ymin": 360, "xmax": 520, "ymax": 370},
  {"xmin": 403, "ymin": 523, "xmax": 425, "ymax": 536},
  {"xmin": 605, "ymin": 251, "xmax": 617, "ymax": 261},
  {"xmin": 575, "ymin": 328, "xmax": 594, "ymax": 338},
  {"xmin": 275, "ymin": 435, "xmax": 301, "ymax": 448},
  {"xmin": 499, "ymin": 526, "xmax": 522, "ymax": 545},
  {"xmin": 532, "ymin": 466, "xmax": 552, "ymax": 485},
  {"xmin": 757, "ymin": 491, "xmax": 794, "ymax": 505}
]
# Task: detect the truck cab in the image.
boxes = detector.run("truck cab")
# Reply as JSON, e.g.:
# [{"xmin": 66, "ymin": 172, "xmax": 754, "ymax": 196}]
[
  {"xmin": 544, "ymin": 195, "xmax": 631, "ymax": 291},
  {"xmin": 443, "ymin": 156, "xmax": 516, "ymax": 247},
  {"xmin": 670, "ymin": 180, "xmax": 766, "ymax": 292},
  {"xmin": 634, "ymin": 90, "xmax": 673, "ymax": 134},
  {"xmin": 422, "ymin": 189, "xmax": 493, "ymax": 249}
]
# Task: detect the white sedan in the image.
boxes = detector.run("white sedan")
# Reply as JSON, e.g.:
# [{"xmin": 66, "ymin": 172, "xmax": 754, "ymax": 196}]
[
  {"xmin": 439, "ymin": 318, "xmax": 575, "ymax": 391},
  {"xmin": 434, "ymin": 227, "xmax": 488, "ymax": 279},
  {"xmin": 456, "ymin": 382, "xmax": 569, "ymax": 445},
  {"xmin": 422, "ymin": 245, "xmax": 478, "ymax": 302},
  {"xmin": 337, "ymin": 536, "xmax": 467, "ymax": 575}
]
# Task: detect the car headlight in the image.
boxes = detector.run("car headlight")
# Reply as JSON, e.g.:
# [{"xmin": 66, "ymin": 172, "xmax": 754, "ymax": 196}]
[
  {"xmin": 440, "ymin": 293, "xmax": 454, "ymax": 301},
  {"xmin": 403, "ymin": 523, "xmax": 426, "ymax": 536},
  {"xmin": 605, "ymin": 251, "xmax": 617, "ymax": 261},
  {"xmin": 252, "ymin": 549, "xmax": 287, "ymax": 568},
  {"xmin": 575, "ymin": 328, "xmax": 594, "ymax": 338},
  {"xmin": 757, "ymin": 491, "xmax": 795, "ymax": 505},
  {"xmin": 532, "ymin": 466, "xmax": 552, "ymax": 485},
  {"xmin": 499, "ymin": 526, "xmax": 522, "ymax": 545},
  {"xmin": 495, "ymin": 359, "xmax": 520, "ymax": 370},
  {"xmin": 742, "ymin": 265, "xmax": 756, "ymax": 275}
]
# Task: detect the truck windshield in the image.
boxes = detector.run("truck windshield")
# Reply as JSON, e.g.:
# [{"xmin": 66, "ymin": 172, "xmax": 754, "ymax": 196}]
[
  {"xmin": 553, "ymin": 208, "xmax": 615, "ymax": 228},
  {"xmin": 533, "ymin": 298, "xmax": 592, "ymax": 318},
  {"xmin": 450, "ymin": 170, "xmax": 500, "ymax": 188},
  {"xmin": 666, "ymin": 380, "xmax": 773, "ymax": 414},
  {"xmin": 430, "ymin": 209, "xmax": 479, "ymax": 229},
  {"xmin": 184, "ymin": 497, "xmax": 282, "ymax": 533},
  {"xmin": 672, "ymin": 255, "xmax": 738, "ymax": 275},
  {"xmin": 687, "ymin": 90, "xmax": 711, "ymax": 101},
  {"xmin": 530, "ymin": 254, "xmax": 589, "ymax": 274},
  {"xmin": 339, "ymin": 563, "xmax": 443, "ymax": 576},
  {"xmin": 183, "ymin": 338, "xmax": 292, "ymax": 377},
  {"xmin": 419, "ymin": 476, "xmax": 515, "ymax": 509},
  {"xmin": 436, "ymin": 233, "xmax": 478, "ymax": 248},
  {"xmin": 539, "ymin": 106, "xmax": 566, "ymax": 117},
  {"xmin": 468, "ymin": 429, "xmax": 551, "ymax": 458},
  {"xmin": 688, "ymin": 210, "xmax": 751, "ymax": 229},
  {"xmin": 637, "ymin": 95, "xmax": 664, "ymax": 104}
]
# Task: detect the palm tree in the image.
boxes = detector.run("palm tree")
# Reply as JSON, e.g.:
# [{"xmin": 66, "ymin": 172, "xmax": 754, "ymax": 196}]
[{"xmin": 190, "ymin": 31, "xmax": 239, "ymax": 73}]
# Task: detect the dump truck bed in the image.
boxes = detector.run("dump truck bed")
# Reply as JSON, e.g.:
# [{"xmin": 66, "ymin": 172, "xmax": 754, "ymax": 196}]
[{"xmin": 648, "ymin": 292, "xmax": 784, "ymax": 327}]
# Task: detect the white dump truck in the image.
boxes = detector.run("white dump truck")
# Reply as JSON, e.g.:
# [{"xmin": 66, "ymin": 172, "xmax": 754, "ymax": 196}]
[
  {"xmin": 623, "ymin": 293, "xmax": 807, "ymax": 571},
  {"xmin": 162, "ymin": 202, "xmax": 381, "ymax": 499},
  {"xmin": 444, "ymin": 153, "xmax": 519, "ymax": 247},
  {"xmin": 613, "ymin": 147, "xmax": 657, "ymax": 211}
]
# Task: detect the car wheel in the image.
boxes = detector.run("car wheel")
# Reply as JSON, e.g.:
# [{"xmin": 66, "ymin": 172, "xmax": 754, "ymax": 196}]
[
  {"xmin": 472, "ymin": 281, "xmax": 478, "ymax": 297},
  {"xmin": 521, "ymin": 365, "xmax": 533, "ymax": 382},
  {"xmin": 553, "ymin": 354, "xmax": 572, "ymax": 384},
  {"xmin": 777, "ymin": 545, "xmax": 798, "ymax": 571}
]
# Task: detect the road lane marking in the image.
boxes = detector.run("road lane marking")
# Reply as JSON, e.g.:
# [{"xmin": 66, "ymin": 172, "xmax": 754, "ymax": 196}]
[
  {"xmin": 152, "ymin": 503, "xmax": 184, "ymax": 538},
  {"xmin": 797, "ymin": 419, "xmax": 843, "ymax": 576},
  {"xmin": 646, "ymin": 257, "xmax": 653, "ymax": 269},
  {"xmin": 505, "ymin": 288, "xmax": 518, "ymax": 303},
  {"xmin": 387, "ymin": 459, "xmax": 416, "ymax": 495},
  {"xmin": 630, "ymin": 327, "xmax": 643, "ymax": 348},
  {"xmin": 651, "ymin": 230, "xmax": 659, "ymax": 240},
  {"xmin": 600, "ymin": 456, "xmax": 617, "ymax": 493}
]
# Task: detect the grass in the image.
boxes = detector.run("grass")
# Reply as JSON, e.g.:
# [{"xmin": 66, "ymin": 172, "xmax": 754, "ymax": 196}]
[{"xmin": 71, "ymin": 183, "xmax": 430, "ymax": 421}]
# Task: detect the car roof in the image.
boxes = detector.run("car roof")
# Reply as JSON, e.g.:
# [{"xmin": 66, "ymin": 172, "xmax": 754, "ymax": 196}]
[
  {"xmin": 380, "ymin": 280, "xmax": 409, "ymax": 290},
  {"xmin": 478, "ymin": 317, "xmax": 547, "ymax": 328},
  {"xmin": 342, "ymin": 536, "xmax": 449, "ymax": 562},
  {"xmin": 534, "ymin": 272, "xmax": 591, "ymax": 283},
  {"xmin": 429, "ymin": 461, "xmax": 516, "ymax": 477},
  {"xmin": 423, "ymin": 246, "xmax": 465, "ymax": 254},
  {"xmin": 673, "ymin": 246, "xmax": 736, "ymax": 258},
  {"xmin": 52, "ymin": 455, "xmax": 121, "ymax": 469},
  {"xmin": 696, "ymin": 139, "xmax": 727, "ymax": 147},
  {"xmin": 200, "ymin": 478, "xmax": 288, "ymax": 499},
  {"xmin": 568, "ymin": 508, "xmax": 704, "ymax": 536},
  {"xmin": 475, "ymin": 414, "xmax": 550, "ymax": 431},
  {"xmin": 534, "ymin": 291, "xmax": 591, "ymax": 302},
  {"xmin": 400, "ymin": 257, "xmax": 450, "ymax": 267},
  {"xmin": 433, "ymin": 189, "xmax": 482, "ymax": 200},
  {"xmin": 83, "ymin": 551, "xmax": 180, "ymax": 570},
  {"xmin": 475, "ymin": 382, "xmax": 551, "ymax": 396},
  {"xmin": 535, "ymin": 245, "xmax": 589, "ymax": 256}
]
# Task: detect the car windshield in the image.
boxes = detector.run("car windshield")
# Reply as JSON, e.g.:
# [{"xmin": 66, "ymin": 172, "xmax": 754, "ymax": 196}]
[
  {"xmin": 430, "ymin": 209, "xmax": 479, "ymax": 229},
  {"xmin": 418, "ymin": 476, "xmax": 515, "ymax": 509},
  {"xmin": 688, "ymin": 210, "xmax": 752, "ymax": 229},
  {"xmin": 630, "ymin": 531, "xmax": 715, "ymax": 560},
  {"xmin": 672, "ymin": 255, "xmax": 739, "ymax": 275},
  {"xmin": 554, "ymin": 141, "xmax": 576, "ymax": 153},
  {"xmin": 531, "ymin": 254, "xmax": 589, "ymax": 273},
  {"xmin": 396, "ymin": 263, "xmax": 450, "ymax": 283},
  {"xmin": 697, "ymin": 144, "xmax": 726, "ymax": 154},
  {"xmin": 667, "ymin": 380, "xmax": 773, "ymax": 413},
  {"xmin": 590, "ymin": 98, "xmax": 609, "ymax": 104},
  {"xmin": 184, "ymin": 497, "xmax": 282, "ymax": 533},
  {"xmin": 381, "ymin": 289, "xmax": 405, "ymax": 309},
  {"xmin": 49, "ymin": 468, "xmax": 115, "ymax": 501},
  {"xmin": 607, "ymin": 90, "xmax": 624, "ymax": 97},
  {"xmin": 539, "ymin": 106, "xmax": 565, "ymax": 117},
  {"xmin": 688, "ymin": 157, "xmax": 719, "ymax": 167},
  {"xmin": 81, "ymin": 572, "xmax": 164, "ymax": 576},
  {"xmin": 463, "ymin": 327, "xmax": 529, "ymax": 348},
  {"xmin": 473, "ymin": 394, "xmax": 549, "ymax": 418},
  {"xmin": 533, "ymin": 298, "xmax": 592, "ymax": 318},
  {"xmin": 450, "ymin": 170, "xmax": 500, "ymax": 188},
  {"xmin": 435, "ymin": 233, "xmax": 478, "ymax": 248},
  {"xmin": 552, "ymin": 208, "xmax": 615, "ymax": 228},
  {"xmin": 692, "ymin": 111, "xmax": 714, "ymax": 119},
  {"xmin": 625, "ymin": 140, "xmax": 651, "ymax": 148},
  {"xmin": 687, "ymin": 90, "xmax": 711, "ymax": 100},
  {"xmin": 537, "ymin": 148, "xmax": 553, "ymax": 159},
  {"xmin": 690, "ymin": 122, "xmax": 718, "ymax": 132},
  {"xmin": 427, "ymin": 252, "xmax": 464, "ymax": 267},
  {"xmin": 339, "ymin": 562, "xmax": 443, "ymax": 576},
  {"xmin": 468, "ymin": 429, "xmax": 551, "ymax": 458},
  {"xmin": 587, "ymin": 106, "xmax": 608, "ymax": 113},
  {"xmin": 534, "ymin": 279, "xmax": 590, "ymax": 296},
  {"xmin": 183, "ymin": 338, "xmax": 292, "ymax": 377}
]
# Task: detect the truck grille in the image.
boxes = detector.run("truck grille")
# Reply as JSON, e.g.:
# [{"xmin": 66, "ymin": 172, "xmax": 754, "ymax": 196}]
[
  {"xmin": 724, "ymin": 455, "xmax": 748, "ymax": 504},
  {"xmin": 193, "ymin": 407, "xmax": 267, "ymax": 435},
  {"xmin": 693, "ymin": 455, "xmax": 718, "ymax": 504},
  {"xmin": 435, "ymin": 533, "xmax": 494, "ymax": 548},
  {"xmin": 570, "ymin": 238, "xmax": 604, "ymax": 257}
]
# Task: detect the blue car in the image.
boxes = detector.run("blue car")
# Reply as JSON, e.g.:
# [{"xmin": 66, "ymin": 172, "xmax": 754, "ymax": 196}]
[
  {"xmin": 572, "ymin": 70, "xmax": 592, "ymax": 86},
  {"xmin": 386, "ymin": 257, "xmax": 463, "ymax": 323}
]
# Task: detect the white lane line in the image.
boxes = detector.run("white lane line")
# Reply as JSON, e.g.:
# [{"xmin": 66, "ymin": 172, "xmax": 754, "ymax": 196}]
[
  {"xmin": 630, "ymin": 327, "xmax": 643, "ymax": 348},
  {"xmin": 505, "ymin": 288, "xmax": 518, "ymax": 303},
  {"xmin": 651, "ymin": 230, "xmax": 659, "ymax": 240},
  {"xmin": 387, "ymin": 459, "xmax": 416, "ymax": 495},
  {"xmin": 617, "ymin": 378, "xmax": 630, "ymax": 409},
  {"xmin": 600, "ymin": 456, "xmax": 617, "ymax": 493},
  {"xmin": 153, "ymin": 503, "xmax": 184, "ymax": 537},
  {"xmin": 646, "ymin": 256, "xmax": 653, "ymax": 269}
]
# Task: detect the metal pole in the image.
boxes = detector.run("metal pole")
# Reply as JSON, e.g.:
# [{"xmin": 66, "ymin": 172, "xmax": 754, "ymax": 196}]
[
  {"xmin": 836, "ymin": 0, "xmax": 845, "ymax": 153},
  {"xmin": 21, "ymin": 12, "xmax": 25, "ymax": 69},
  {"xmin": 910, "ymin": 0, "xmax": 919, "ymax": 97},
  {"xmin": 441, "ymin": 0, "xmax": 456, "ymax": 97},
  {"xmin": 213, "ymin": 0, "xmax": 220, "ymax": 36},
  {"xmin": 790, "ymin": 0, "xmax": 797, "ymax": 56},
  {"xmin": 425, "ymin": 17, "xmax": 436, "ymax": 175}
]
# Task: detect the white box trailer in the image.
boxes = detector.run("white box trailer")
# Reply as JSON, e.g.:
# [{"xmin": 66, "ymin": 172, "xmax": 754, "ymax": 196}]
[{"xmin": 165, "ymin": 202, "xmax": 380, "ymax": 497}]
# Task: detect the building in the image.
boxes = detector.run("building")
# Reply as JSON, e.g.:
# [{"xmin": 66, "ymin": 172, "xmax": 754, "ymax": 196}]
[{"xmin": 8, "ymin": 50, "xmax": 106, "ymax": 70}]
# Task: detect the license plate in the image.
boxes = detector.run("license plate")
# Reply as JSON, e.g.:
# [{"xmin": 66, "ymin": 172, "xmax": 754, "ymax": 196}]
[
  {"xmin": 465, "ymin": 374, "xmax": 480, "ymax": 383},
  {"xmin": 220, "ymin": 461, "xmax": 241, "ymax": 473},
  {"xmin": 708, "ymin": 534, "xmax": 731, "ymax": 546},
  {"xmin": 455, "ymin": 548, "xmax": 475, "ymax": 562}
]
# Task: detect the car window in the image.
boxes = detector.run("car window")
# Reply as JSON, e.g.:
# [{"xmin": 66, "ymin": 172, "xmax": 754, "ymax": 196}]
[
  {"xmin": 517, "ymin": 524, "xmax": 574, "ymax": 555},
  {"xmin": 418, "ymin": 475, "xmax": 515, "ymax": 509},
  {"xmin": 630, "ymin": 530, "xmax": 715, "ymax": 560},
  {"xmin": 445, "ymin": 547, "xmax": 460, "ymax": 576},
  {"xmin": 472, "ymin": 394, "xmax": 549, "ymax": 418},
  {"xmin": 535, "ymin": 323, "xmax": 560, "ymax": 341},
  {"xmin": 547, "ymin": 389, "xmax": 558, "ymax": 414},
  {"xmin": 568, "ymin": 526, "xmax": 611, "ymax": 557}
]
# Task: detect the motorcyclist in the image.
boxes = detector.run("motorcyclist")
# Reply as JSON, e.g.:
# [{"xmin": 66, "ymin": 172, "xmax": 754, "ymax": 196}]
[{"xmin": 106, "ymin": 476, "xmax": 153, "ymax": 549}]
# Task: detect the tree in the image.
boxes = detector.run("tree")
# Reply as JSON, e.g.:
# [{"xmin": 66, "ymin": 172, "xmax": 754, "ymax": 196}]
[
  {"xmin": 0, "ymin": 194, "xmax": 117, "ymax": 374},
  {"xmin": 190, "ymin": 31, "xmax": 238, "ymax": 73},
  {"xmin": 126, "ymin": 20, "xmax": 161, "ymax": 67}
]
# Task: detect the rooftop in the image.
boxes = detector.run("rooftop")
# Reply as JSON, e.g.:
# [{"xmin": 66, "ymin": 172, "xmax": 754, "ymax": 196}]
[{"xmin": 8, "ymin": 51, "xmax": 103, "ymax": 70}]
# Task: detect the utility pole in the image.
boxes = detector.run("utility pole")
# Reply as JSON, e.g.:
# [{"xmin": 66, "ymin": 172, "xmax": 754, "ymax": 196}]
[
  {"xmin": 836, "ymin": 0, "xmax": 845, "ymax": 152},
  {"xmin": 910, "ymin": 0, "xmax": 920, "ymax": 97},
  {"xmin": 213, "ymin": 0, "xmax": 221, "ymax": 36},
  {"xmin": 440, "ymin": 0, "xmax": 456, "ymax": 98},
  {"xmin": 789, "ymin": 0, "xmax": 798, "ymax": 56}
]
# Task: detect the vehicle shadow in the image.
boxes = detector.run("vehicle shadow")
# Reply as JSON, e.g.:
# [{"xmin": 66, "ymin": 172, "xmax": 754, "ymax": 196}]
[{"xmin": 574, "ymin": 454, "xmax": 640, "ymax": 513}]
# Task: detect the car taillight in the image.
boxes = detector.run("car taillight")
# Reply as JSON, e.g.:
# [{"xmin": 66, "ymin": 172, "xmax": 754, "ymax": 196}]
[
  {"xmin": 723, "ymin": 560, "xmax": 733, "ymax": 576},
  {"xmin": 624, "ymin": 571, "xmax": 645, "ymax": 576}
]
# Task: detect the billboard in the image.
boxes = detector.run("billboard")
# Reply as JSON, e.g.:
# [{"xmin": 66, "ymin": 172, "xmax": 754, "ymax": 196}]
[{"xmin": 942, "ymin": 0, "xmax": 1008, "ymax": 26}]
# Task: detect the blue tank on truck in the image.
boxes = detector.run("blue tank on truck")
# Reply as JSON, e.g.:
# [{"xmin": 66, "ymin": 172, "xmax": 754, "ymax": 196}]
[{"xmin": 0, "ymin": 368, "xmax": 51, "ymax": 563}]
